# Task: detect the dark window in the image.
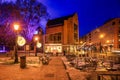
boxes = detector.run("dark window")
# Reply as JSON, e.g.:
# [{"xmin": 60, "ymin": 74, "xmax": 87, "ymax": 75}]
[
  {"xmin": 112, "ymin": 22, "xmax": 115, "ymax": 25},
  {"xmin": 74, "ymin": 33, "xmax": 78, "ymax": 39},
  {"xmin": 49, "ymin": 35, "xmax": 52, "ymax": 41},
  {"xmin": 49, "ymin": 33, "xmax": 62, "ymax": 43},
  {"xmin": 89, "ymin": 34, "xmax": 91, "ymax": 38},
  {"xmin": 89, "ymin": 33, "xmax": 91, "ymax": 35},
  {"xmin": 119, "ymin": 45, "xmax": 120, "ymax": 48},
  {"xmin": 58, "ymin": 33, "xmax": 61, "ymax": 41},
  {"xmin": 49, "ymin": 34, "xmax": 54, "ymax": 41},
  {"xmin": 119, "ymin": 20, "xmax": 120, "ymax": 24},
  {"xmin": 0, "ymin": 46, "xmax": 3, "ymax": 50},
  {"xmin": 119, "ymin": 30, "xmax": 120, "ymax": 33},
  {"xmin": 74, "ymin": 24, "xmax": 78, "ymax": 32},
  {"xmin": 45, "ymin": 36, "xmax": 48, "ymax": 43},
  {"xmin": 48, "ymin": 33, "xmax": 62, "ymax": 43},
  {"xmin": 54, "ymin": 35, "xmax": 56, "ymax": 42},
  {"xmin": 89, "ymin": 39, "xmax": 91, "ymax": 41},
  {"xmin": 74, "ymin": 33, "xmax": 78, "ymax": 42}
]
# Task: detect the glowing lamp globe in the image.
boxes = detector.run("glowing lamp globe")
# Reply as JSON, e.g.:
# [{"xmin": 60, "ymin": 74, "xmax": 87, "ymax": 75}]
[
  {"xmin": 100, "ymin": 34, "xmax": 104, "ymax": 39},
  {"xmin": 106, "ymin": 40, "xmax": 110, "ymax": 43},
  {"xmin": 14, "ymin": 24, "xmax": 19, "ymax": 31},
  {"xmin": 36, "ymin": 42, "xmax": 42, "ymax": 48},
  {"xmin": 17, "ymin": 36, "xmax": 26, "ymax": 46},
  {"xmin": 34, "ymin": 37, "xmax": 38, "ymax": 41}
]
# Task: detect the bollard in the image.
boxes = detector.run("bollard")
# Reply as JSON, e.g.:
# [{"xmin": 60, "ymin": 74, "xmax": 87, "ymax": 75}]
[{"xmin": 20, "ymin": 56, "xmax": 26, "ymax": 68}]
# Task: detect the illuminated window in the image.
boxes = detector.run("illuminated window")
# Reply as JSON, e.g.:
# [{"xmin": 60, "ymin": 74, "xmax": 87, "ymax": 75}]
[{"xmin": 119, "ymin": 39, "xmax": 120, "ymax": 41}]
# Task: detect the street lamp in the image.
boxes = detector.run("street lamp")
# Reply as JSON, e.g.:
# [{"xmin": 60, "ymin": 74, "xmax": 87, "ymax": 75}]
[
  {"xmin": 80, "ymin": 41, "xmax": 83, "ymax": 44},
  {"xmin": 105, "ymin": 40, "xmax": 110, "ymax": 56},
  {"xmin": 14, "ymin": 24, "xmax": 19, "ymax": 63},
  {"xmin": 34, "ymin": 36, "xmax": 39, "ymax": 56},
  {"xmin": 106, "ymin": 40, "xmax": 110, "ymax": 44},
  {"xmin": 14, "ymin": 24, "xmax": 19, "ymax": 30},
  {"xmin": 99, "ymin": 34, "xmax": 104, "ymax": 53},
  {"xmin": 35, "ymin": 37, "xmax": 39, "ymax": 41},
  {"xmin": 100, "ymin": 34, "xmax": 104, "ymax": 39},
  {"xmin": 99, "ymin": 34, "xmax": 104, "ymax": 44}
]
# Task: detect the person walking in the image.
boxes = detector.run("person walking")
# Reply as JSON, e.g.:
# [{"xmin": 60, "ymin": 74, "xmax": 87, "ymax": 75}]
[{"xmin": 63, "ymin": 50, "xmax": 66, "ymax": 56}]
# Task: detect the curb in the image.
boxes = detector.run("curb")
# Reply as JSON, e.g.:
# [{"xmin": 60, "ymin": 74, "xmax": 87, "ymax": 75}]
[{"xmin": 61, "ymin": 57, "xmax": 71, "ymax": 80}]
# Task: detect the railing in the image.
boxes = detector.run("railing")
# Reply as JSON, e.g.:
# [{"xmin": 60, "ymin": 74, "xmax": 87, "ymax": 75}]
[{"xmin": 97, "ymin": 74, "xmax": 120, "ymax": 80}]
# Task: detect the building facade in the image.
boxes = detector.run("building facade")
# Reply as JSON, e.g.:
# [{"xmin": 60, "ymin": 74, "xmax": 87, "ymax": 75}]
[
  {"xmin": 44, "ymin": 13, "xmax": 79, "ymax": 53},
  {"xmin": 80, "ymin": 18, "xmax": 120, "ymax": 50}
]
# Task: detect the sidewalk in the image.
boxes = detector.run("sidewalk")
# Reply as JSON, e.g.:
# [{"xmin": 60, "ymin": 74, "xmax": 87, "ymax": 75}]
[
  {"xmin": 0, "ymin": 57, "xmax": 69, "ymax": 80},
  {"xmin": 61, "ymin": 57, "xmax": 92, "ymax": 80},
  {"xmin": 61, "ymin": 56, "xmax": 120, "ymax": 80}
]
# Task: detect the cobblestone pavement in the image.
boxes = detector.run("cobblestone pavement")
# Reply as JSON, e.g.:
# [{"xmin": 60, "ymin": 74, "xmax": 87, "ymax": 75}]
[{"xmin": 0, "ymin": 57, "xmax": 69, "ymax": 80}]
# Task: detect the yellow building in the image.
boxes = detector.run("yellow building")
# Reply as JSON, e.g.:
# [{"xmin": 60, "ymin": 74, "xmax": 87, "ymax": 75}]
[
  {"xmin": 45, "ymin": 13, "xmax": 79, "ymax": 53},
  {"xmin": 80, "ymin": 18, "xmax": 120, "ymax": 50}
]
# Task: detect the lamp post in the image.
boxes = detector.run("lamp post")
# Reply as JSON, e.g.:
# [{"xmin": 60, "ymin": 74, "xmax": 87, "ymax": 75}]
[
  {"xmin": 106, "ymin": 40, "xmax": 110, "ymax": 56},
  {"xmin": 100, "ymin": 34, "xmax": 104, "ymax": 40},
  {"xmin": 14, "ymin": 24, "xmax": 19, "ymax": 63},
  {"xmin": 99, "ymin": 34, "xmax": 104, "ymax": 53},
  {"xmin": 34, "ymin": 36, "xmax": 39, "ymax": 56},
  {"xmin": 106, "ymin": 40, "xmax": 110, "ymax": 52},
  {"xmin": 99, "ymin": 34, "xmax": 104, "ymax": 46}
]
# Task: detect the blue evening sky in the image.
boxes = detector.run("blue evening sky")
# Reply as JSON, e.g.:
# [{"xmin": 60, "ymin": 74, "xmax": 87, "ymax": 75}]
[
  {"xmin": 4, "ymin": 0, "xmax": 120, "ymax": 37},
  {"xmin": 38, "ymin": 0, "xmax": 120, "ymax": 37}
]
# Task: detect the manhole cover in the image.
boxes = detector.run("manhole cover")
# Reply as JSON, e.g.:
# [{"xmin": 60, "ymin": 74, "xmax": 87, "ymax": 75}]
[{"xmin": 45, "ymin": 73, "xmax": 54, "ymax": 77}]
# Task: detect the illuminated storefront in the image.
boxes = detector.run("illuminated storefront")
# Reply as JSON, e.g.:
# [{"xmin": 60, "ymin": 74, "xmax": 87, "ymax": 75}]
[
  {"xmin": 44, "ymin": 44, "xmax": 78, "ymax": 54},
  {"xmin": 45, "ymin": 44, "xmax": 62, "ymax": 53}
]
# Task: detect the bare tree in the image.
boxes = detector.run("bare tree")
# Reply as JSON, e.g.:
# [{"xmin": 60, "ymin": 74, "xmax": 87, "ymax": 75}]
[
  {"xmin": 0, "ymin": 2, "xmax": 20, "ymax": 49},
  {"xmin": 0, "ymin": 0, "xmax": 49, "ymax": 48},
  {"xmin": 16, "ymin": 0, "xmax": 49, "ymax": 41}
]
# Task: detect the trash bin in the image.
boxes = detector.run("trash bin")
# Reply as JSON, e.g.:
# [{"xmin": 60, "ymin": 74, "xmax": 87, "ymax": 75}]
[
  {"xmin": 20, "ymin": 56, "xmax": 26, "ymax": 68},
  {"xmin": 56, "ymin": 53, "xmax": 58, "ymax": 56}
]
